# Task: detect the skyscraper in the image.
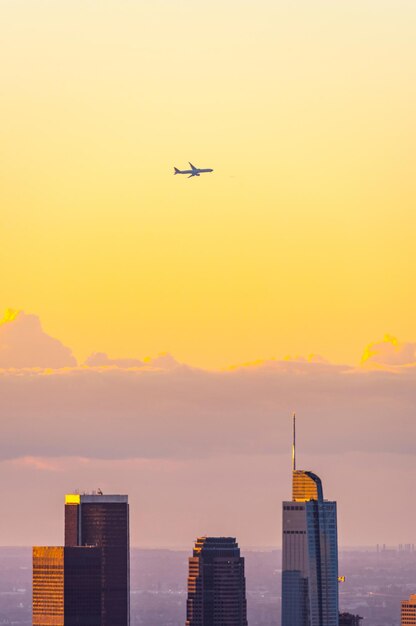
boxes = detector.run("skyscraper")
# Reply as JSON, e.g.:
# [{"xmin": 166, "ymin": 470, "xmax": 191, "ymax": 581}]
[
  {"xmin": 401, "ymin": 594, "xmax": 416, "ymax": 625},
  {"xmin": 33, "ymin": 546, "xmax": 102, "ymax": 626},
  {"xmin": 281, "ymin": 417, "xmax": 339, "ymax": 626},
  {"xmin": 186, "ymin": 536, "xmax": 248, "ymax": 626},
  {"xmin": 65, "ymin": 493, "xmax": 130, "ymax": 626},
  {"xmin": 339, "ymin": 614, "xmax": 363, "ymax": 626}
]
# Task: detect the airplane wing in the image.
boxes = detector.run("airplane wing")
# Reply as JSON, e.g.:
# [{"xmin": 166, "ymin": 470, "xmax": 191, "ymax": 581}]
[{"xmin": 189, "ymin": 162, "xmax": 197, "ymax": 170}]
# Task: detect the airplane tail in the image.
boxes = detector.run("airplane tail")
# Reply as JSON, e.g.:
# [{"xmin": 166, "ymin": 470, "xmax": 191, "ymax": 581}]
[{"xmin": 174, "ymin": 167, "xmax": 180, "ymax": 175}]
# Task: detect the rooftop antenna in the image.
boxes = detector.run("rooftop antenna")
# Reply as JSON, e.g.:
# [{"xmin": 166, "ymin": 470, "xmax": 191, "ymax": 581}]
[{"xmin": 292, "ymin": 413, "xmax": 296, "ymax": 471}]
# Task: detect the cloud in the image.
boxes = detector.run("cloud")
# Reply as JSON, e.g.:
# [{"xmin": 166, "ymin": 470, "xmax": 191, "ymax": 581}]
[
  {"xmin": 0, "ymin": 309, "xmax": 77, "ymax": 369},
  {"xmin": 83, "ymin": 351, "xmax": 181, "ymax": 370},
  {"xmin": 144, "ymin": 352, "xmax": 180, "ymax": 370},
  {"xmin": 11, "ymin": 456, "xmax": 64, "ymax": 472},
  {"xmin": 0, "ymin": 359, "xmax": 415, "ymax": 464},
  {"xmin": 85, "ymin": 352, "xmax": 145, "ymax": 368},
  {"xmin": 0, "ymin": 310, "xmax": 415, "ymax": 466},
  {"xmin": 361, "ymin": 334, "xmax": 416, "ymax": 367},
  {"xmin": 1, "ymin": 313, "xmax": 416, "ymax": 547},
  {"xmin": 226, "ymin": 354, "xmax": 331, "ymax": 372}
]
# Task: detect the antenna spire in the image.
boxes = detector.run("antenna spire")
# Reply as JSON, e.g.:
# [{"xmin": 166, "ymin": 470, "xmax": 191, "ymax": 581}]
[{"xmin": 292, "ymin": 413, "xmax": 296, "ymax": 471}]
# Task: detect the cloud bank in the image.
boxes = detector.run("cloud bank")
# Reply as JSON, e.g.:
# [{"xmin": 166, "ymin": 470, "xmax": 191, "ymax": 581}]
[
  {"xmin": 85, "ymin": 352, "xmax": 145, "ymax": 368},
  {"xmin": 0, "ymin": 311, "xmax": 415, "ymax": 463},
  {"xmin": 0, "ymin": 310, "xmax": 76, "ymax": 369},
  {"xmin": 0, "ymin": 357, "xmax": 415, "ymax": 462},
  {"xmin": 0, "ymin": 311, "xmax": 416, "ymax": 547}
]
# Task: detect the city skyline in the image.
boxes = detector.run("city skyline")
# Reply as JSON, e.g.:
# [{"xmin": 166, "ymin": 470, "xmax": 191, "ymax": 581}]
[
  {"xmin": 1, "ymin": 0, "xmax": 416, "ymax": 556},
  {"xmin": 1, "ymin": 1, "xmax": 415, "ymax": 624}
]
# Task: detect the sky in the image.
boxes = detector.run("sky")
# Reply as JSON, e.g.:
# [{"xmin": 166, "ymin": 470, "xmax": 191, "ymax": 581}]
[{"xmin": 0, "ymin": 1, "xmax": 416, "ymax": 547}]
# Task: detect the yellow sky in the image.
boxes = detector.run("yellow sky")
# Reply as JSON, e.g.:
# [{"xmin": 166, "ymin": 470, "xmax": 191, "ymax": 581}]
[{"xmin": 1, "ymin": 0, "xmax": 415, "ymax": 368}]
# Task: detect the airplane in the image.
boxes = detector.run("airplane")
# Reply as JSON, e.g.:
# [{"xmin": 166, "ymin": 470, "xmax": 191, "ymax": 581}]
[{"xmin": 174, "ymin": 162, "xmax": 214, "ymax": 178}]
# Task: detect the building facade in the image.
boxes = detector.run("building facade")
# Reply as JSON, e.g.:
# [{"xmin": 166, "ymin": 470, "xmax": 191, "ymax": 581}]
[
  {"xmin": 401, "ymin": 594, "xmax": 416, "ymax": 625},
  {"xmin": 65, "ymin": 493, "xmax": 130, "ymax": 626},
  {"xmin": 339, "ymin": 613, "xmax": 363, "ymax": 626},
  {"xmin": 186, "ymin": 536, "xmax": 248, "ymax": 626},
  {"xmin": 281, "ymin": 420, "xmax": 339, "ymax": 626},
  {"xmin": 33, "ymin": 546, "xmax": 101, "ymax": 626}
]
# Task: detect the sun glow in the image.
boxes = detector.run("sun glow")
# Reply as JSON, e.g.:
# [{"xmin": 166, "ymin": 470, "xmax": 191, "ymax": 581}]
[{"xmin": 0, "ymin": 309, "xmax": 21, "ymax": 326}]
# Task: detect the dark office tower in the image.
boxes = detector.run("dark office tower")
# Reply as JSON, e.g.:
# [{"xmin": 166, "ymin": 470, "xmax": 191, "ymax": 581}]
[
  {"xmin": 185, "ymin": 536, "xmax": 248, "ymax": 626},
  {"xmin": 33, "ymin": 546, "xmax": 101, "ymax": 626},
  {"xmin": 281, "ymin": 416, "xmax": 339, "ymax": 626},
  {"xmin": 65, "ymin": 494, "xmax": 130, "ymax": 626},
  {"xmin": 339, "ymin": 613, "xmax": 363, "ymax": 626}
]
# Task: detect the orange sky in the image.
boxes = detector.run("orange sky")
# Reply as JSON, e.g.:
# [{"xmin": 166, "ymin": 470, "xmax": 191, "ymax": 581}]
[{"xmin": 1, "ymin": 0, "xmax": 416, "ymax": 368}]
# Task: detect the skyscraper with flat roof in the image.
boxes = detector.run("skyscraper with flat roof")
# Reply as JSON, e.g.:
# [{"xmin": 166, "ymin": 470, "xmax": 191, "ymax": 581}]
[
  {"xmin": 281, "ymin": 417, "xmax": 339, "ymax": 626},
  {"xmin": 401, "ymin": 594, "xmax": 416, "ymax": 625},
  {"xmin": 32, "ymin": 546, "xmax": 101, "ymax": 626},
  {"xmin": 65, "ymin": 493, "xmax": 130, "ymax": 626},
  {"xmin": 186, "ymin": 536, "xmax": 248, "ymax": 626}
]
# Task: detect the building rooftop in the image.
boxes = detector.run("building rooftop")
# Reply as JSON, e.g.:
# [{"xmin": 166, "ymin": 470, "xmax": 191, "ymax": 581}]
[
  {"xmin": 403, "ymin": 594, "xmax": 416, "ymax": 605},
  {"xmin": 65, "ymin": 493, "xmax": 128, "ymax": 504}
]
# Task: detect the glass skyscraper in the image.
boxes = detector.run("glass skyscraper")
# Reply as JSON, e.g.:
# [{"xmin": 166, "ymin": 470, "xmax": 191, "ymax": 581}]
[
  {"xmin": 281, "ymin": 419, "xmax": 339, "ymax": 626},
  {"xmin": 65, "ymin": 493, "xmax": 130, "ymax": 626},
  {"xmin": 32, "ymin": 546, "xmax": 102, "ymax": 626},
  {"xmin": 33, "ymin": 493, "xmax": 130, "ymax": 626},
  {"xmin": 186, "ymin": 536, "xmax": 248, "ymax": 626}
]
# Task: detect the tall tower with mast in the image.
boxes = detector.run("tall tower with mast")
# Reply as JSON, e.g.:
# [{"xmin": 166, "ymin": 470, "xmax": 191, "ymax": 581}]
[{"xmin": 281, "ymin": 416, "xmax": 339, "ymax": 626}]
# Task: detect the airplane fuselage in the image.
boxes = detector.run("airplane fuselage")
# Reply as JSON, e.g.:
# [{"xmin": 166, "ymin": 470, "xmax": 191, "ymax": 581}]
[{"xmin": 174, "ymin": 163, "xmax": 213, "ymax": 178}]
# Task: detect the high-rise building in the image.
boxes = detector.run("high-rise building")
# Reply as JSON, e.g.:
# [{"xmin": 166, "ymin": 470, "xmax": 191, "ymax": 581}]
[
  {"xmin": 281, "ymin": 417, "xmax": 339, "ymax": 626},
  {"xmin": 32, "ymin": 546, "xmax": 101, "ymax": 626},
  {"xmin": 185, "ymin": 536, "xmax": 248, "ymax": 626},
  {"xmin": 65, "ymin": 493, "xmax": 130, "ymax": 626},
  {"xmin": 339, "ymin": 613, "xmax": 363, "ymax": 626},
  {"xmin": 401, "ymin": 594, "xmax": 416, "ymax": 625}
]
